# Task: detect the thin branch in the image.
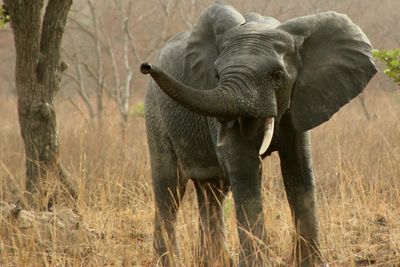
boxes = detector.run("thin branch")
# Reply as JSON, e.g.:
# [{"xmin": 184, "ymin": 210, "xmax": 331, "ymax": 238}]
[
  {"xmin": 64, "ymin": 32, "xmax": 96, "ymax": 120},
  {"xmin": 87, "ymin": 0, "xmax": 104, "ymax": 119},
  {"xmin": 40, "ymin": 0, "xmax": 73, "ymax": 72},
  {"xmin": 104, "ymin": 45, "xmax": 121, "ymax": 104},
  {"xmin": 68, "ymin": 97, "xmax": 94, "ymax": 128},
  {"xmin": 82, "ymin": 63, "xmax": 98, "ymax": 83},
  {"xmin": 68, "ymin": 17, "xmax": 96, "ymax": 41},
  {"xmin": 177, "ymin": 0, "xmax": 196, "ymax": 29}
]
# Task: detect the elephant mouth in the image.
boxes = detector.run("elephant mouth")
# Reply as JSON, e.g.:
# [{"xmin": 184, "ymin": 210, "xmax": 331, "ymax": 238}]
[
  {"xmin": 217, "ymin": 116, "xmax": 275, "ymax": 155},
  {"xmin": 259, "ymin": 117, "xmax": 274, "ymax": 155}
]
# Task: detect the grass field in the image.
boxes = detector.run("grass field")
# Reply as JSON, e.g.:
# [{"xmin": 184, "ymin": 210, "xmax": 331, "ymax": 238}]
[{"xmin": 1, "ymin": 85, "xmax": 400, "ymax": 266}]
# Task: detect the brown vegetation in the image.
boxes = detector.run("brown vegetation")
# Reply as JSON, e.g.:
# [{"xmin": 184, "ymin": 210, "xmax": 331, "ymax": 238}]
[{"xmin": 1, "ymin": 88, "xmax": 400, "ymax": 265}]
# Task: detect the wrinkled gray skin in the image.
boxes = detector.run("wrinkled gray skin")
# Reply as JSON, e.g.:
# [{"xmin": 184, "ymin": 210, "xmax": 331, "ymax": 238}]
[{"xmin": 141, "ymin": 3, "xmax": 376, "ymax": 267}]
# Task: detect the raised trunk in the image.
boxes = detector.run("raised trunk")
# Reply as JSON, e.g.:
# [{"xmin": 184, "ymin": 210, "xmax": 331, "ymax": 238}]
[
  {"xmin": 141, "ymin": 63, "xmax": 242, "ymax": 118},
  {"xmin": 5, "ymin": 0, "xmax": 76, "ymax": 204}
]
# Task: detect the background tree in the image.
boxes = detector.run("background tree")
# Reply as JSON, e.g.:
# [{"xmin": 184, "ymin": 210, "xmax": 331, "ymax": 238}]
[
  {"xmin": 0, "ymin": 4, "xmax": 9, "ymax": 27},
  {"xmin": 64, "ymin": 0, "xmax": 185, "ymax": 134},
  {"xmin": 4, "ymin": 0, "xmax": 76, "ymax": 206}
]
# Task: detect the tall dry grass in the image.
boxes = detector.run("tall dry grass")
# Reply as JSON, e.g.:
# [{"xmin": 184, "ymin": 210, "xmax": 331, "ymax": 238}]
[{"xmin": 1, "ymin": 87, "xmax": 400, "ymax": 266}]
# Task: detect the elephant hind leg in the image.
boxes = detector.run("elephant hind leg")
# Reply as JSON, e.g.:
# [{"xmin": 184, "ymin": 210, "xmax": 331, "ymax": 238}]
[
  {"xmin": 151, "ymin": 156, "xmax": 187, "ymax": 266},
  {"xmin": 148, "ymin": 137, "xmax": 187, "ymax": 266},
  {"xmin": 146, "ymin": 99, "xmax": 189, "ymax": 265},
  {"xmin": 194, "ymin": 179, "xmax": 230, "ymax": 267}
]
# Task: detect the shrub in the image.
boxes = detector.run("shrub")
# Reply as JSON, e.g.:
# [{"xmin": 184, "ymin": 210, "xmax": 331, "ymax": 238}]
[{"xmin": 373, "ymin": 49, "xmax": 400, "ymax": 86}]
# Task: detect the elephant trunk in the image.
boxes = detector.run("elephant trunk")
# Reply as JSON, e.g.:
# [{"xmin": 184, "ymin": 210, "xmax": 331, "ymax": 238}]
[{"xmin": 140, "ymin": 62, "xmax": 242, "ymax": 118}]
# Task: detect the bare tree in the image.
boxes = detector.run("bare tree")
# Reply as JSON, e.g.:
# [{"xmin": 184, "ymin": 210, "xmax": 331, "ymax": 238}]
[
  {"xmin": 64, "ymin": 32, "xmax": 96, "ymax": 126},
  {"xmin": 109, "ymin": 0, "xmax": 133, "ymax": 135},
  {"xmin": 87, "ymin": 0, "xmax": 105, "ymax": 129},
  {"xmin": 65, "ymin": 0, "xmax": 182, "ymax": 135},
  {"xmin": 4, "ymin": 0, "xmax": 76, "ymax": 206}
]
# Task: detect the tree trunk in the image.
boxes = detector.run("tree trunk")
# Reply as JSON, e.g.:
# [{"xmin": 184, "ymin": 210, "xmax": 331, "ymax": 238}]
[{"xmin": 5, "ymin": 0, "xmax": 76, "ymax": 206}]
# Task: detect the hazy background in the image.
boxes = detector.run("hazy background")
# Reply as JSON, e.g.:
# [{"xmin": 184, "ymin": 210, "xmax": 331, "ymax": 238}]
[{"xmin": 0, "ymin": 0, "xmax": 399, "ymax": 99}]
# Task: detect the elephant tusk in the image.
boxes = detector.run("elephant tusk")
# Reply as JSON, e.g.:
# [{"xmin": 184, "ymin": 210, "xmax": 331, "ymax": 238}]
[{"xmin": 259, "ymin": 117, "xmax": 274, "ymax": 155}]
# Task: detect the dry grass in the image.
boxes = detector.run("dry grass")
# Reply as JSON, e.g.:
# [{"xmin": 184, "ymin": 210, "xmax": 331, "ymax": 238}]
[{"xmin": 1, "ymin": 87, "xmax": 400, "ymax": 266}]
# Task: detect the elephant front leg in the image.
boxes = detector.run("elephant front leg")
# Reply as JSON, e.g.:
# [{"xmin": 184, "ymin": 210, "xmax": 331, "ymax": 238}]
[
  {"xmin": 284, "ymin": 186, "xmax": 319, "ymax": 267},
  {"xmin": 230, "ymin": 162, "xmax": 267, "ymax": 267},
  {"xmin": 278, "ymin": 119, "xmax": 321, "ymax": 266},
  {"xmin": 217, "ymin": 122, "xmax": 268, "ymax": 266},
  {"xmin": 194, "ymin": 179, "xmax": 231, "ymax": 267}
]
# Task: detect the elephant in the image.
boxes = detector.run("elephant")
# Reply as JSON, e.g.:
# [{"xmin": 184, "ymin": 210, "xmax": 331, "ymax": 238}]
[{"xmin": 140, "ymin": 3, "xmax": 376, "ymax": 266}]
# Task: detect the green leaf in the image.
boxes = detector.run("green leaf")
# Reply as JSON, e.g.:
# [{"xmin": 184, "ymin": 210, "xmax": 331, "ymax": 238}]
[
  {"xmin": 0, "ymin": 5, "xmax": 10, "ymax": 27},
  {"xmin": 372, "ymin": 49, "xmax": 380, "ymax": 57},
  {"xmin": 374, "ymin": 48, "xmax": 400, "ymax": 86},
  {"xmin": 129, "ymin": 102, "xmax": 145, "ymax": 117},
  {"xmin": 390, "ymin": 60, "xmax": 399, "ymax": 68}
]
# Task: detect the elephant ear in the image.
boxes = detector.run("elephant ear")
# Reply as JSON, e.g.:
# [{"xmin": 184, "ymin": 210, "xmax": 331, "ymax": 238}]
[
  {"xmin": 184, "ymin": 3, "xmax": 244, "ymax": 89},
  {"xmin": 278, "ymin": 12, "xmax": 377, "ymax": 132}
]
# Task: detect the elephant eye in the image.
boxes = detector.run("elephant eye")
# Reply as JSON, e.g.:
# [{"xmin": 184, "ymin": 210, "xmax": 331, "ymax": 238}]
[
  {"xmin": 215, "ymin": 72, "xmax": 220, "ymax": 80},
  {"xmin": 272, "ymin": 70, "xmax": 284, "ymax": 81}
]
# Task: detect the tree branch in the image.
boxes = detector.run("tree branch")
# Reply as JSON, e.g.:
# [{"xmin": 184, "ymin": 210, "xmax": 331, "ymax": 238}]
[{"xmin": 39, "ymin": 0, "xmax": 73, "ymax": 86}]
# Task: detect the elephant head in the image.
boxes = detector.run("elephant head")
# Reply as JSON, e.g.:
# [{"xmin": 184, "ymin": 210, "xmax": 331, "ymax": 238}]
[{"xmin": 140, "ymin": 3, "xmax": 376, "ymax": 154}]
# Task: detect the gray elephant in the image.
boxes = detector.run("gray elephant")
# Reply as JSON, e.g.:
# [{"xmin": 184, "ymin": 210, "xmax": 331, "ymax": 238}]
[{"xmin": 140, "ymin": 3, "xmax": 376, "ymax": 267}]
